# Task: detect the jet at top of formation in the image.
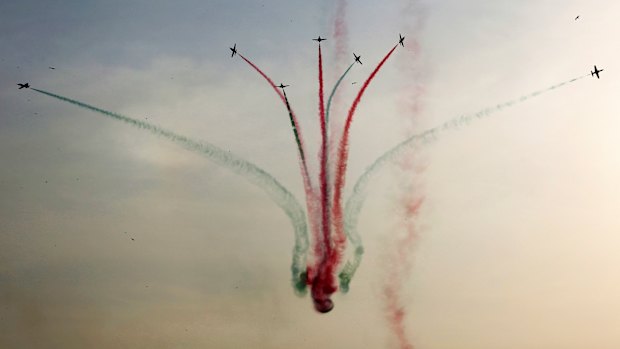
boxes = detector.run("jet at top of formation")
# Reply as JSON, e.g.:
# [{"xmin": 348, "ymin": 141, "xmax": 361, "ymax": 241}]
[
  {"xmin": 398, "ymin": 34, "xmax": 405, "ymax": 47},
  {"xmin": 230, "ymin": 43, "xmax": 237, "ymax": 58},
  {"xmin": 591, "ymin": 65, "xmax": 604, "ymax": 79},
  {"xmin": 17, "ymin": 83, "xmax": 29, "ymax": 89},
  {"xmin": 313, "ymin": 36, "xmax": 326, "ymax": 43},
  {"xmin": 277, "ymin": 83, "xmax": 289, "ymax": 90}
]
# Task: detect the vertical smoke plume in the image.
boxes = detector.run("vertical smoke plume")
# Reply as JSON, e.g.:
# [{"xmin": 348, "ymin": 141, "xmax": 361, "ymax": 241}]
[{"xmin": 383, "ymin": 1, "xmax": 428, "ymax": 347}]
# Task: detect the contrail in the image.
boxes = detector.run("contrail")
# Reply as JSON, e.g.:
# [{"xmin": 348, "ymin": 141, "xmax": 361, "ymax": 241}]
[
  {"xmin": 32, "ymin": 87, "xmax": 310, "ymax": 294},
  {"xmin": 339, "ymin": 74, "xmax": 588, "ymax": 290}
]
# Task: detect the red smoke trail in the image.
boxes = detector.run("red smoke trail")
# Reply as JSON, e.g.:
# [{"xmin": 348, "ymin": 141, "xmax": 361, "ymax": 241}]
[
  {"xmin": 384, "ymin": 1, "xmax": 428, "ymax": 346},
  {"xmin": 317, "ymin": 44, "xmax": 331, "ymax": 262},
  {"xmin": 332, "ymin": 0, "xmax": 349, "ymax": 69},
  {"xmin": 238, "ymin": 54, "xmax": 322, "ymax": 290},
  {"xmin": 237, "ymin": 53, "xmax": 311, "ymax": 180},
  {"xmin": 307, "ymin": 43, "xmax": 336, "ymax": 313},
  {"xmin": 328, "ymin": 0, "xmax": 349, "ymax": 166},
  {"xmin": 384, "ymin": 159, "xmax": 425, "ymax": 349},
  {"xmin": 383, "ymin": 199, "xmax": 422, "ymax": 349},
  {"xmin": 332, "ymin": 44, "xmax": 399, "ymax": 257},
  {"xmin": 307, "ymin": 44, "xmax": 400, "ymax": 312}
]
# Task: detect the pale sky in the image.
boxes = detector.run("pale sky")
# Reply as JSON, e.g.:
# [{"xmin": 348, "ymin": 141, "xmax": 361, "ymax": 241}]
[{"xmin": 2, "ymin": 1, "xmax": 620, "ymax": 348}]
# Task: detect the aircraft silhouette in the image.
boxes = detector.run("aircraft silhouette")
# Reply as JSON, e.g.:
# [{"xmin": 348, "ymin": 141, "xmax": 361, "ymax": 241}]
[
  {"xmin": 398, "ymin": 34, "xmax": 405, "ymax": 47},
  {"xmin": 353, "ymin": 53, "xmax": 362, "ymax": 65},
  {"xmin": 591, "ymin": 65, "xmax": 604, "ymax": 79},
  {"xmin": 230, "ymin": 43, "xmax": 237, "ymax": 58},
  {"xmin": 575, "ymin": 15, "xmax": 580, "ymax": 20},
  {"xmin": 313, "ymin": 36, "xmax": 326, "ymax": 43},
  {"xmin": 277, "ymin": 83, "xmax": 289, "ymax": 90},
  {"xmin": 17, "ymin": 83, "xmax": 29, "ymax": 89}
]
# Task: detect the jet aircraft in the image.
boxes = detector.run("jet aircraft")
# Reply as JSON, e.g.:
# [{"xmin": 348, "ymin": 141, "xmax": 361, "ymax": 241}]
[
  {"xmin": 591, "ymin": 65, "xmax": 604, "ymax": 79},
  {"xmin": 398, "ymin": 34, "xmax": 405, "ymax": 47},
  {"xmin": 17, "ymin": 83, "xmax": 29, "ymax": 89},
  {"xmin": 313, "ymin": 36, "xmax": 326, "ymax": 43},
  {"xmin": 353, "ymin": 53, "xmax": 362, "ymax": 65},
  {"xmin": 230, "ymin": 43, "xmax": 237, "ymax": 58}
]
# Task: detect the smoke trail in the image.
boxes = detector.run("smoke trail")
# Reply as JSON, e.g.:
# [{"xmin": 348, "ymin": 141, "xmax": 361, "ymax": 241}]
[
  {"xmin": 307, "ymin": 43, "xmax": 336, "ymax": 313},
  {"xmin": 339, "ymin": 74, "xmax": 587, "ymax": 289},
  {"xmin": 331, "ymin": 44, "xmax": 399, "ymax": 279},
  {"xmin": 31, "ymin": 88, "xmax": 310, "ymax": 294},
  {"xmin": 237, "ymin": 53, "xmax": 311, "ymax": 182},
  {"xmin": 332, "ymin": 0, "xmax": 349, "ymax": 67},
  {"xmin": 325, "ymin": 62, "xmax": 355, "ymax": 126},
  {"xmin": 383, "ymin": 190, "xmax": 424, "ymax": 349},
  {"xmin": 385, "ymin": 3, "xmax": 428, "ymax": 347},
  {"xmin": 237, "ymin": 53, "xmax": 323, "ymax": 293},
  {"xmin": 327, "ymin": 0, "xmax": 350, "ymax": 188},
  {"xmin": 317, "ymin": 44, "xmax": 330, "ymax": 259}
]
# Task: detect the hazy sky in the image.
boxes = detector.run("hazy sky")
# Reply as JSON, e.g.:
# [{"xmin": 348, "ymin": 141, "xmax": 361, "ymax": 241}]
[{"xmin": 2, "ymin": 1, "xmax": 620, "ymax": 348}]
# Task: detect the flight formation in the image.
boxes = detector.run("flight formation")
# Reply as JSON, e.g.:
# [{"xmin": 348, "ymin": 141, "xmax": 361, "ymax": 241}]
[{"xmin": 20, "ymin": 25, "xmax": 605, "ymax": 318}]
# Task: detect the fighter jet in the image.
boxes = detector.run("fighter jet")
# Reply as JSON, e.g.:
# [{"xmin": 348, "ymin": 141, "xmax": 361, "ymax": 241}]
[
  {"xmin": 313, "ymin": 36, "xmax": 326, "ymax": 43},
  {"xmin": 398, "ymin": 34, "xmax": 405, "ymax": 47},
  {"xmin": 48, "ymin": 66, "xmax": 56, "ymax": 70},
  {"xmin": 229, "ymin": 43, "xmax": 237, "ymax": 58},
  {"xmin": 353, "ymin": 53, "xmax": 362, "ymax": 65},
  {"xmin": 277, "ymin": 83, "xmax": 289, "ymax": 90},
  {"xmin": 591, "ymin": 65, "xmax": 604, "ymax": 79},
  {"xmin": 17, "ymin": 83, "xmax": 30, "ymax": 89},
  {"xmin": 575, "ymin": 15, "xmax": 580, "ymax": 20}
]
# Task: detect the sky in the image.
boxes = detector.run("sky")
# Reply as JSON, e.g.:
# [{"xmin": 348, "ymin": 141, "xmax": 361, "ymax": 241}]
[{"xmin": 2, "ymin": 0, "xmax": 620, "ymax": 348}]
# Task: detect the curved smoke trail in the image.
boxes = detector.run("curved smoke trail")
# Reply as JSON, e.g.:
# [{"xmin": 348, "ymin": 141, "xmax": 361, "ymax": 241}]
[
  {"xmin": 325, "ymin": 62, "xmax": 355, "ymax": 126},
  {"xmin": 331, "ymin": 45, "xmax": 399, "ymax": 291},
  {"xmin": 237, "ymin": 54, "xmax": 312, "ymax": 183},
  {"xmin": 237, "ymin": 53, "xmax": 322, "ymax": 294},
  {"xmin": 339, "ymin": 74, "xmax": 587, "ymax": 289},
  {"xmin": 31, "ymin": 88, "xmax": 310, "ymax": 294}
]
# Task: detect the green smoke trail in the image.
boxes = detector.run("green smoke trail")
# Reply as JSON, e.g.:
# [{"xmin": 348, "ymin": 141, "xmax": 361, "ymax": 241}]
[
  {"xmin": 32, "ymin": 88, "xmax": 310, "ymax": 294},
  {"xmin": 325, "ymin": 62, "xmax": 355, "ymax": 125},
  {"xmin": 338, "ymin": 75, "xmax": 587, "ymax": 291}
]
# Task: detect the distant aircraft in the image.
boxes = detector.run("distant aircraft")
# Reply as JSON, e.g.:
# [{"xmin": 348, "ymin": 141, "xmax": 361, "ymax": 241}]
[
  {"xmin": 17, "ymin": 83, "xmax": 29, "ymax": 89},
  {"xmin": 575, "ymin": 15, "xmax": 580, "ymax": 20},
  {"xmin": 398, "ymin": 34, "xmax": 405, "ymax": 47},
  {"xmin": 313, "ymin": 36, "xmax": 326, "ymax": 43},
  {"xmin": 229, "ymin": 43, "xmax": 237, "ymax": 58},
  {"xmin": 353, "ymin": 53, "xmax": 362, "ymax": 65},
  {"xmin": 277, "ymin": 83, "xmax": 289, "ymax": 90},
  {"xmin": 48, "ymin": 66, "xmax": 55, "ymax": 70},
  {"xmin": 591, "ymin": 65, "xmax": 604, "ymax": 79}
]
